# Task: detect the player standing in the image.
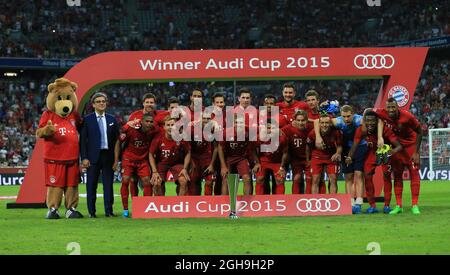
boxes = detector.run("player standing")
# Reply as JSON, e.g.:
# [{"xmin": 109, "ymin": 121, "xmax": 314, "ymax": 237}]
[
  {"xmin": 374, "ymin": 98, "xmax": 423, "ymax": 214},
  {"xmin": 276, "ymin": 82, "xmax": 309, "ymax": 123},
  {"xmin": 119, "ymin": 113, "xmax": 158, "ymax": 217}
]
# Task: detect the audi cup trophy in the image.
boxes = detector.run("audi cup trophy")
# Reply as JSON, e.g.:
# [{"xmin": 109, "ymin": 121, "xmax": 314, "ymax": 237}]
[{"xmin": 227, "ymin": 174, "xmax": 239, "ymax": 219}]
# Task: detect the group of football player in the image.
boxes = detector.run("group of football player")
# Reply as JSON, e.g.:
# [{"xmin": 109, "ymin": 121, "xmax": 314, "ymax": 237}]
[{"xmin": 118, "ymin": 83, "xmax": 423, "ymax": 217}]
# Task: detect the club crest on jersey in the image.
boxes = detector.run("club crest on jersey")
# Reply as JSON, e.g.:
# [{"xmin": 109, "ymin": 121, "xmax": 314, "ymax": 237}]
[
  {"xmin": 70, "ymin": 119, "xmax": 76, "ymax": 127},
  {"xmin": 50, "ymin": 176, "xmax": 56, "ymax": 184},
  {"xmin": 388, "ymin": 85, "xmax": 409, "ymax": 107}
]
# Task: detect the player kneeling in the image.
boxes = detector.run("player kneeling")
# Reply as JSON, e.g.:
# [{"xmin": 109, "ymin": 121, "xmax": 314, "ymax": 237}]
[
  {"xmin": 218, "ymin": 118, "xmax": 260, "ymax": 196},
  {"xmin": 120, "ymin": 113, "xmax": 159, "ymax": 217},
  {"xmin": 306, "ymin": 114, "xmax": 343, "ymax": 194},
  {"xmin": 346, "ymin": 110, "xmax": 402, "ymax": 214},
  {"xmin": 255, "ymin": 121, "xmax": 288, "ymax": 194},
  {"xmin": 149, "ymin": 116, "xmax": 191, "ymax": 196}
]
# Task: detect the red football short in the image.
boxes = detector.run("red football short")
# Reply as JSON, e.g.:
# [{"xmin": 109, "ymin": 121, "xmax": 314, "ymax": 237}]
[
  {"xmin": 256, "ymin": 161, "xmax": 284, "ymax": 180},
  {"xmin": 310, "ymin": 158, "xmax": 338, "ymax": 176},
  {"xmin": 157, "ymin": 164, "xmax": 185, "ymax": 182},
  {"xmin": 391, "ymin": 144, "xmax": 416, "ymax": 166},
  {"xmin": 226, "ymin": 158, "xmax": 250, "ymax": 177},
  {"xmin": 122, "ymin": 159, "xmax": 151, "ymax": 178},
  {"xmin": 291, "ymin": 159, "xmax": 311, "ymax": 177},
  {"xmin": 44, "ymin": 160, "xmax": 80, "ymax": 188}
]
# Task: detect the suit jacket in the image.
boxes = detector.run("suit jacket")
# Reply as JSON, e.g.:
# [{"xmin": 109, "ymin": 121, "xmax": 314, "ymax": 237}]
[{"xmin": 80, "ymin": 112, "xmax": 119, "ymax": 164}]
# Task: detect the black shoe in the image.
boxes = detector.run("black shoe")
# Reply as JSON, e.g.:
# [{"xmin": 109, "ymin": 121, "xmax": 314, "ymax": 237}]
[
  {"xmin": 46, "ymin": 208, "xmax": 60, "ymax": 219},
  {"xmin": 89, "ymin": 214, "xmax": 97, "ymax": 218},
  {"xmin": 66, "ymin": 208, "xmax": 84, "ymax": 219},
  {"xmin": 105, "ymin": 213, "xmax": 116, "ymax": 217}
]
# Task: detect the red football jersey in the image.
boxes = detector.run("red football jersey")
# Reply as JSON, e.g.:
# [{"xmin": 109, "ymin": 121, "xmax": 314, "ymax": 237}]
[
  {"xmin": 282, "ymin": 124, "xmax": 313, "ymax": 160},
  {"xmin": 149, "ymin": 134, "xmax": 190, "ymax": 166},
  {"xmin": 257, "ymin": 133, "xmax": 288, "ymax": 163},
  {"xmin": 233, "ymin": 105, "xmax": 258, "ymax": 128},
  {"xmin": 307, "ymin": 129, "xmax": 343, "ymax": 159},
  {"xmin": 276, "ymin": 100, "xmax": 309, "ymax": 123},
  {"xmin": 353, "ymin": 126, "xmax": 399, "ymax": 153},
  {"xmin": 374, "ymin": 109, "xmax": 420, "ymax": 146},
  {"xmin": 191, "ymin": 128, "xmax": 214, "ymax": 163},
  {"xmin": 220, "ymin": 127, "xmax": 253, "ymax": 162},
  {"xmin": 38, "ymin": 110, "xmax": 82, "ymax": 161},
  {"xmin": 120, "ymin": 127, "xmax": 159, "ymax": 161}
]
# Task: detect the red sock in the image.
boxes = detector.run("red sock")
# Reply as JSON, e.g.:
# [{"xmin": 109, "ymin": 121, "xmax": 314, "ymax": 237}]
[
  {"xmin": 292, "ymin": 177, "xmax": 301, "ymax": 194},
  {"xmin": 409, "ymin": 165, "xmax": 421, "ymax": 205},
  {"xmin": 275, "ymin": 184, "xmax": 285, "ymax": 194},
  {"xmin": 383, "ymin": 173, "xmax": 392, "ymax": 206},
  {"xmin": 256, "ymin": 183, "xmax": 265, "ymax": 195},
  {"xmin": 305, "ymin": 180, "xmax": 312, "ymax": 194},
  {"xmin": 143, "ymin": 185, "xmax": 152, "ymax": 196},
  {"xmin": 204, "ymin": 183, "xmax": 213, "ymax": 196},
  {"xmin": 120, "ymin": 178, "xmax": 130, "ymax": 210},
  {"xmin": 319, "ymin": 179, "xmax": 327, "ymax": 194},
  {"xmin": 393, "ymin": 176, "xmax": 403, "ymax": 207},
  {"xmin": 130, "ymin": 180, "xmax": 138, "ymax": 197},
  {"xmin": 364, "ymin": 175, "xmax": 376, "ymax": 208}
]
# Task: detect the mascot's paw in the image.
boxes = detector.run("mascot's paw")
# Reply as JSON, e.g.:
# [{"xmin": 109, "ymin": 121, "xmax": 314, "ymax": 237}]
[
  {"xmin": 66, "ymin": 207, "xmax": 84, "ymax": 219},
  {"xmin": 43, "ymin": 120, "xmax": 56, "ymax": 136},
  {"xmin": 46, "ymin": 207, "xmax": 61, "ymax": 219},
  {"xmin": 37, "ymin": 120, "xmax": 56, "ymax": 138}
]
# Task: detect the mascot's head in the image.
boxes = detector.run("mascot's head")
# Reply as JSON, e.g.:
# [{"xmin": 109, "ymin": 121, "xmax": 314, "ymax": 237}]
[{"xmin": 46, "ymin": 78, "xmax": 78, "ymax": 118}]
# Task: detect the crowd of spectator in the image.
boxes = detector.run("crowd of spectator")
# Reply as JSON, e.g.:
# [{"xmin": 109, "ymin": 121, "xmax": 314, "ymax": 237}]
[{"xmin": 1, "ymin": 0, "xmax": 449, "ymax": 58}]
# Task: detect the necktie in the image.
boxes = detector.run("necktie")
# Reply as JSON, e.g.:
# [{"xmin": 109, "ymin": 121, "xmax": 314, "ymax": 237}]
[{"xmin": 98, "ymin": 115, "xmax": 107, "ymax": 149}]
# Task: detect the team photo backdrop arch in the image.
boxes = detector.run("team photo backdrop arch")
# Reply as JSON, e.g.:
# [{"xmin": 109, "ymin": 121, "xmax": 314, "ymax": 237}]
[{"xmin": 8, "ymin": 48, "xmax": 428, "ymax": 208}]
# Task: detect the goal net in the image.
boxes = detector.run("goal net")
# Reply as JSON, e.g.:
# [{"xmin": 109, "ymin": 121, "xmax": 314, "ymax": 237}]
[{"xmin": 428, "ymin": 128, "xmax": 450, "ymax": 177}]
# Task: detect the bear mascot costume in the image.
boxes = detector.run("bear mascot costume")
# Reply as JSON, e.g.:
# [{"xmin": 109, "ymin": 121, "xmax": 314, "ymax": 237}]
[{"xmin": 36, "ymin": 77, "xmax": 84, "ymax": 219}]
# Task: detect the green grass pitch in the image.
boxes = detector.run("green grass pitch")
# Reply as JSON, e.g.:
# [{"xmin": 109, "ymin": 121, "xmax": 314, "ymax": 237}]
[{"xmin": 1, "ymin": 181, "xmax": 450, "ymax": 255}]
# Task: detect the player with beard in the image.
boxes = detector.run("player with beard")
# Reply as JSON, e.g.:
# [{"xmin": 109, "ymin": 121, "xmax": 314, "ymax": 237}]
[
  {"xmin": 374, "ymin": 98, "xmax": 423, "ymax": 214},
  {"xmin": 119, "ymin": 113, "xmax": 159, "ymax": 217},
  {"xmin": 346, "ymin": 110, "xmax": 402, "ymax": 213}
]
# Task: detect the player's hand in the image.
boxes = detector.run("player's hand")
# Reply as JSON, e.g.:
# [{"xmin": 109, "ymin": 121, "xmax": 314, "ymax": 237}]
[
  {"xmin": 345, "ymin": 156, "xmax": 352, "ymax": 166},
  {"xmin": 81, "ymin": 159, "xmax": 90, "ymax": 169},
  {"xmin": 221, "ymin": 166, "xmax": 229, "ymax": 177},
  {"xmin": 277, "ymin": 167, "xmax": 286, "ymax": 178},
  {"xmin": 112, "ymin": 161, "xmax": 119, "ymax": 172},
  {"xmin": 331, "ymin": 153, "xmax": 342, "ymax": 163},
  {"xmin": 252, "ymin": 163, "xmax": 261, "ymax": 174},
  {"xmin": 151, "ymin": 173, "xmax": 162, "ymax": 186},
  {"xmin": 127, "ymin": 118, "xmax": 140, "ymax": 128},
  {"xmin": 179, "ymin": 168, "xmax": 191, "ymax": 181},
  {"xmin": 377, "ymin": 136, "xmax": 385, "ymax": 148},
  {"xmin": 411, "ymin": 152, "xmax": 420, "ymax": 166},
  {"xmin": 204, "ymin": 164, "xmax": 215, "ymax": 175},
  {"xmin": 315, "ymin": 136, "xmax": 324, "ymax": 150}
]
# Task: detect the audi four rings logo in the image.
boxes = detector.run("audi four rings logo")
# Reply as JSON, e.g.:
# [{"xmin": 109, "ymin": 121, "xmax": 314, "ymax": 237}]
[
  {"xmin": 354, "ymin": 54, "xmax": 395, "ymax": 69},
  {"xmin": 296, "ymin": 198, "xmax": 341, "ymax": 212}
]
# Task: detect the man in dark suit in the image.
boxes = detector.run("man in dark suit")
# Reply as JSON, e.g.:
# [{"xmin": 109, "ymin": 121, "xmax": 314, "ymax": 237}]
[{"xmin": 80, "ymin": 92, "xmax": 120, "ymax": 218}]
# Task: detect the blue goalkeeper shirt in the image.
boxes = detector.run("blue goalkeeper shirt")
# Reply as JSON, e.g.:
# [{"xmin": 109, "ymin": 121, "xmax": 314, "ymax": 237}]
[{"xmin": 335, "ymin": 114, "xmax": 367, "ymax": 148}]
